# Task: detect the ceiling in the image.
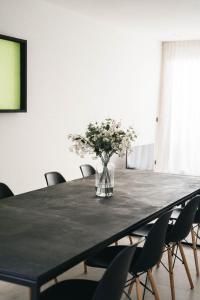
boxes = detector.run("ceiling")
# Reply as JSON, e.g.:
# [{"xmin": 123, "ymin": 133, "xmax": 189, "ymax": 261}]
[{"xmin": 46, "ymin": 0, "xmax": 200, "ymax": 40}]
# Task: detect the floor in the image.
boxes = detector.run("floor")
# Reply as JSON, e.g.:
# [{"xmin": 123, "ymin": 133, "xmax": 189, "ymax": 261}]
[{"xmin": 1, "ymin": 237, "xmax": 200, "ymax": 300}]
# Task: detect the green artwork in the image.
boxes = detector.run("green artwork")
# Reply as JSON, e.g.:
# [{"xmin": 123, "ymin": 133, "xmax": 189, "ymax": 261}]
[{"xmin": 0, "ymin": 39, "xmax": 20, "ymax": 109}]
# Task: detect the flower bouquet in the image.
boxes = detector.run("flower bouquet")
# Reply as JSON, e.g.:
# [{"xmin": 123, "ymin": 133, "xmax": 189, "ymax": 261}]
[{"xmin": 68, "ymin": 118, "xmax": 137, "ymax": 197}]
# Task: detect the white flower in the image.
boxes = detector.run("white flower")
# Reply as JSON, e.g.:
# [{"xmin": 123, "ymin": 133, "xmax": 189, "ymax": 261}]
[{"xmin": 68, "ymin": 118, "xmax": 137, "ymax": 159}]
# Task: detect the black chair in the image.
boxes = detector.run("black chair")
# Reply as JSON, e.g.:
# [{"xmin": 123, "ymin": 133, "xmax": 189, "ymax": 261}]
[
  {"xmin": 0, "ymin": 182, "xmax": 14, "ymax": 199},
  {"xmin": 130, "ymin": 196, "xmax": 199, "ymax": 300},
  {"xmin": 164, "ymin": 196, "xmax": 199, "ymax": 300},
  {"xmin": 80, "ymin": 164, "xmax": 95, "ymax": 178},
  {"xmin": 85, "ymin": 210, "xmax": 172, "ymax": 300},
  {"xmin": 169, "ymin": 195, "xmax": 200, "ymax": 277},
  {"xmin": 40, "ymin": 245, "xmax": 136, "ymax": 300},
  {"xmin": 44, "ymin": 172, "xmax": 66, "ymax": 187}
]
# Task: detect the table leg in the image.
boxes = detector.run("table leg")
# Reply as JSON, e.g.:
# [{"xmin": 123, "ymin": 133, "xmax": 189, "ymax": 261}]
[{"xmin": 30, "ymin": 285, "xmax": 40, "ymax": 300}]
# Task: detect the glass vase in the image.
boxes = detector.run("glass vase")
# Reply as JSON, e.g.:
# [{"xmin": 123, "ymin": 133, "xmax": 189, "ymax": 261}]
[{"xmin": 95, "ymin": 160, "xmax": 114, "ymax": 197}]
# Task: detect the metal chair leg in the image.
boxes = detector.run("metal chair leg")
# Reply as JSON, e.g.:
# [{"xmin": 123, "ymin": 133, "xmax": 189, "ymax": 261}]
[
  {"xmin": 191, "ymin": 227, "xmax": 200, "ymax": 276},
  {"xmin": 178, "ymin": 243, "xmax": 194, "ymax": 289}
]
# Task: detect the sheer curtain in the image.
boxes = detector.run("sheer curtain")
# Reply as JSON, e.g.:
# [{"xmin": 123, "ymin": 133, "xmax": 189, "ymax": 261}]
[{"xmin": 155, "ymin": 41, "xmax": 200, "ymax": 176}]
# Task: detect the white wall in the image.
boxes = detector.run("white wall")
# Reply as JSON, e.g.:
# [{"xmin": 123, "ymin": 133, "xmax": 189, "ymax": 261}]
[{"xmin": 0, "ymin": 0, "xmax": 161, "ymax": 194}]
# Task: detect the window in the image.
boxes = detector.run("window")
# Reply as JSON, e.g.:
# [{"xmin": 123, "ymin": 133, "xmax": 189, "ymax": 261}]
[{"xmin": 155, "ymin": 41, "xmax": 200, "ymax": 175}]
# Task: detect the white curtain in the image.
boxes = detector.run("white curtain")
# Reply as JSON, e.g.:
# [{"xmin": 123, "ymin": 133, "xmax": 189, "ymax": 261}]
[{"xmin": 155, "ymin": 41, "xmax": 200, "ymax": 176}]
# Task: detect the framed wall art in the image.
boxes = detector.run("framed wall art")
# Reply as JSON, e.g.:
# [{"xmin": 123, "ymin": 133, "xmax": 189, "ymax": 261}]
[{"xmin": 0, "ymin": 34, "xmax": 27, "ymax": 112}]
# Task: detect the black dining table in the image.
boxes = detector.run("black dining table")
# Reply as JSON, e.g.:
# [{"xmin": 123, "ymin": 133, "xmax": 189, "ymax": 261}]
[{"xmin": 0, "ymin": 169, "xmax": 200, "ymax": 299}]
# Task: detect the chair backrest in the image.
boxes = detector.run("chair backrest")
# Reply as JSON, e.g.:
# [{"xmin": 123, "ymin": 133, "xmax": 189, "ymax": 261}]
[
  {"xmin": 126, "ymin": 144, "xmax": 154, "ymax": 170},
  {"xmin": 44, "ymin": 172, "xmax": 66, "ymax": 187},
  {"xmin": 166, "ymin": 195, "xmax": 200, "ymax": 243},
  {"xmin": 80, "ymin": 164, "xmax": 95, "ymax": 178},
  {"xmin": 0, "ymin": 183, "xmax": 14, "ymax": 199},
  {"xmin": 92, "ymin": 245, "xmax": 136, "ymax": 300},
  {"xmin": 132, "ymin": 210, "xmax": 172, "ymax": 273},
  {"xmin": 194, "ymin": 195, "xmax": 200, "ymax": 223}
]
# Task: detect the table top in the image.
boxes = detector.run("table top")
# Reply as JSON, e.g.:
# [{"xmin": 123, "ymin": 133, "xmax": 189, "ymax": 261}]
[{"xmin": 0, "ymin": 170, "xmax": 199, "ymax": 286}]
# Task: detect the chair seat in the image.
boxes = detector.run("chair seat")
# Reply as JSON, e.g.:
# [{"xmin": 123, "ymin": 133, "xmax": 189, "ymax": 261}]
[
  {"xmin": 129, "ymin": 223, "xmax": 153, "ymax": 238},
  {"xmin": 86, "ymin": 246, "xmax": 127, "ymax": 269},
  {"xmin": 129, "ymin": 218, "xmax": 183, "ymax": 244},
  {"xmin": 129, "ymin": 221, "xmax": 181, "ymax": 244},
  {"xmin": 41, "ymin": 279, "xmax": 98, "ymax": 300},
  {"xmin": 130, "ymin": 208, "xmax": 183, "ymax": 238},
  {"xmin": 170, "ymin": 208, "xmax": 182, "ymax": 220},
  {"xmin": 194, "ymin": 210, "xmax": 200, "ymax": 224},
  {"xmin": 169, "ymin": 206, "xmax": 200, "ymax": 222},
  {"xmin": 86, "ymin": 245, "xmax": 143, "ymax": 274}
]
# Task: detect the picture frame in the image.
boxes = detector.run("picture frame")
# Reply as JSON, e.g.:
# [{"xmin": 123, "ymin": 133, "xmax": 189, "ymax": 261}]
[{"xmin": 0, "ymin": 34, "xmax": 27, "ymax": 112}]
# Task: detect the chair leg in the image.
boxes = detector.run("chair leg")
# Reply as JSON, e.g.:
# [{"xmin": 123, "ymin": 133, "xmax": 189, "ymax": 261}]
[
  {"xmin": 178, "ymin": 242, "xmax": 194, "ymax": 289},
  {"xmin": 128, "ymin": 235, "xmax": 133, "ymax": 245},
  {"xmin": 171, "ymin": 242, "xmax": 176, "ymax": 256},
  {"xmin": 167, "ymin": 245, "xmax": 176, "ymax": 300},
  {"xmin": 135, "ymin": 277, "xmax": 143, "ymax": 300},
  {"xmin": 156, "ymin": 261, "xmax": 160, "ymax": 268},
  {"xmin": 156, "ymin": 246, "xmax": 165, "ymax": 268},
  {"xmin": 156, "ymin": 256, "xmax": 162, "ymax": 268},
  {"xmin": 128, "ymin": 279, "xmax": 135, "ymax": 296},
  {"xmin": 191, "ymin": 227, "xmax": 200, "ymax": 276},
  {"xmin": 84, "ymin": 261, "xmax": 88, "ymax": 274},
  {"xmin": 196, "ymin": 224, "xmax": 200, "ymax": 245},
  {"xmin": 147, "ymin": 270, "xmax": 160, "ymax": 300}
]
